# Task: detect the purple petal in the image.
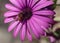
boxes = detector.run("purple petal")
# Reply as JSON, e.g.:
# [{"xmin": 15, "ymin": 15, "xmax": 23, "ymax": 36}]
[
  {"xmin": 18, "ymin": 0, "xmax": 24, "ymax": 7},
  {"xmin": 9, "ymin": 0, "xmax": 21, "ymax": 8},
  {"xmin": 21, "ymin": 0, "xmax": 26, "ymax": 6},
  {"xmin": 27, "ymin": 30, "xmax": 32, "ymax": 41},
  {"xmin": 8, "ymin": 21, "xmax": 19, "ymax": 32},
  {"xmin": 5, "ymin": 4, "xmax": 20, "ymax": 11},
  {"xmin": 27, "ymin": 21, "xmax": 32, "ymax": 35},
  {"xmin": 4, "ymin": 18, "xmax": 14, "ymax": 23},
  {"xmin": 30, "ymin": 0, "xmax": 38, "ymax": 7},
  {"xmin": 27, "ymin": 0, "xmax": 30, "ymax": 5},
  {"xmin": 32, "ymin": 0, "xmax": 47, "ymax": 8},
  {"xmin": 33, "ymin": 1, "xmax": 54, "ymax": 11},
  {"xmin": 29, "ymin": 0, "xmax": 33, "ymax": 6},
  {"xmin": 33, "ymin": 15, "xmax": 54, "ymax": 24},
  {"xmin": 33, "ymin": 10, "xmax": 55, "ymax": 16},
  {"xmin": 30, "ymin": 18, "xmax": 44, "ymax": 35},
  {"xmin": 29, "ymin": 19, "xmax": 40, "ymax": 39},
  {"xmin": 13, "ymin": 23, "xmax": 22, "ymax": 37},
  {"xmin": 32, "ymin": 15, "xmax": 50, "ymax": 29},
  {"xmin": 49, "ymin": 36, "xmax": 56, "ymax": 43},
  {"xmin": 4, "ymin": 11, "xmax": 19, "ymax": 17},
  {"xmin": 20, "ymin": 24, "xmax": 26, "ymax": 41},
  {"xmin": 27, "ymin": 21, "xmax": 33, "ymax": 40}
]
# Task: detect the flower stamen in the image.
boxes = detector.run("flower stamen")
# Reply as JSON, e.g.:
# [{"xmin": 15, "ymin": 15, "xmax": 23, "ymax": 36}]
[{"xmin": 18, "ymin": 7, "xmax": 32, "ymax": 22}]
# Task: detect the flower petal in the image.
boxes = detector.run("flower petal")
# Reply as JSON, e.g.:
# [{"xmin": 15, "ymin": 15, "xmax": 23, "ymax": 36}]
[
  {"xmin": 13, "ymin": 23, "xmax": 22, "ymax": 37},
  {"xmin": 4, "ymin": 18, "xmax": 14, "ymax": 23},
  {"xmin": 33, "ymin": 0, "xmax": 47, "ymax": 7},
  {"xmin": 29, "ymin": 0, "xmax": 33, "ymax": 6},
  {"xmin": 33, "ymin": 1, "xmax": 54, "ymax": 11},
  {"xmin": 27, "ymin": 21, "xmax": 33, "ymax": 40},
  {"xmin": 29, "ymin": 19, "xmax": 40, "ymax": 39},
  {"xmin": 27, "ymin": 21, "xmax": 32, "ymax": 34},
  {"xmin": 27, "ymin": 0, "xmax": 30, "ymax": 5},
  {"xmin": 32, "ymin": 15, "xmax": 50, "ymax": 29},
  {"xmin": 27, "ymin": 30, "xmax": 32, "ymax": 41},
  {"xmin": 33, "ymin": 10, "xmax": 55, "ymax": 16},
  {"xmin": 8, "ymin": 21, "xmax": 19, "ymax": 32},
  {"xmin": 4, "ymin": 11, "xmax": 19, "ymax": 17},
  {"xmin": 9, "ymin": 0, "xmax": 21, "ymax": 8},
  {"xmin": 20, "ymin": 23, "xmax": 26, "ymax": 41},
  {"xmin": 30, "ymin": 0, "xmax": 38, "ymax": 7},
  {"xmin": 5, "ymin": 4, "xmax": 20, "ymax": 11},
  {"xmin": 49, "ymin": 36, "xmax": 55, "ymax": 43},
  {"xmin": 21, "ymin": 0, "xmax": 26, "ymax": 6},
  {"xmin": 33, "ymin": 15, "xmax": 54, "ymax": 24},
  {"xmin": 18, "ymin": 0, "xmax": 24, "ymax": 7},
  {"xmin": 32, "ymin": 16, "xmax": 49, "ymax": 32},
  {"xmin": 30, "ymin": 17, "xmax": 44, "ymax": 35}
]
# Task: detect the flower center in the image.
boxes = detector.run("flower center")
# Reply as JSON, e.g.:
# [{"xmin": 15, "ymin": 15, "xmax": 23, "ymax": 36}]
[{"xmin": 18, "ymin": 7, "xmax": 32, "ymax": 22}]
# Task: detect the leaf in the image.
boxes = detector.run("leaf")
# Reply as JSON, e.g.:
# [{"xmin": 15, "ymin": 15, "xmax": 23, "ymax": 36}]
[{"xmin": 52, "ymin": 0, "xmax": 57, "ymax": 10}]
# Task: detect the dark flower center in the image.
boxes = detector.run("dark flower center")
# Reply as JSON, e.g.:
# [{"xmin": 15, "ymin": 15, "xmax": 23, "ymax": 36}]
[{"xmin": 18, "ymin": 7, "xmax": 32, "ymax": 22}]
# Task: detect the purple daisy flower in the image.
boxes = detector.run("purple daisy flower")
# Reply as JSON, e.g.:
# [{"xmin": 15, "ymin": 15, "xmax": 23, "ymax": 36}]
[{"xmin": 4, "ymin": 0, "xmax": 55, "ymax": 41}]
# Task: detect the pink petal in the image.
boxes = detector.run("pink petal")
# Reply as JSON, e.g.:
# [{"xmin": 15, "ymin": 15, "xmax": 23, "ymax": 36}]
[
  {"xmin": 32, "ymin": 15, "xmax": 50, "ymax": 29},
  {"xmin": 4, "ymin": 11, "xmax": 19, "ymax": 17},
  {"xmin": 27, "ymin": 21, "xmax": 33, "ymax": 40},
  {"xmin": 20, "ymin": 24, "xmax": 26, "ymax": 41},
  {"xmin": 33, "ymin": 10, "xmax": 55, "ymax": 16},
  {"xmin": 32, "ymin": 0, "xmax": 47, "ymax": 8},
  {"xmin": 33, "ymin": 1, "xmax": 54, "ymax": 11},
  {"xmin": 4, "ymin": 18, "xmax": 14, "ymax": 23},
  {"xmin": 27, "ymin": 0, "xmax": 30, "ymax": 5},
  {"xmin": 30, "ymin": 17, "xmax": 44, "ymax": 35},
  {"xmin": 13, "ymin": 23, "xmax": 22, "ymax": 37},
  {"xmin": 8, "ymin": 21, "xmax": 19, "ymax": 32},
  {"xmin": 27, "ymin": 30, "xmax": 32, "ymax": 41},
  {"xmin": 29, "ymin": 19, "xmax": 40, "ymax": 39},
  {"xmin": 27, "ymin": 21, "xmax": 32, "ymax": 34},
  {"xmin": 30, "ymin": 0, "xmax": 38, "ymax": 7},
  {"xmin": 21, "ymin": 0, "xmax": 26, "ymax": 6},
  {"xmin": 18, "ymin": 0, "xmax": 24, "ymax": 7},
  {"xmin": 5, "ymin": 4, "xmax": 20, "ymax": 11},
  {"xmin": 9, "ymin": 0, "xmax": 21, "ymax": 8},
  {"xmin": 49, "ymin": 36, "xmax": 55, "ymax": 43},
  {"xmin": 29, "ymin": 0, "xmax": 33, "ymax": 6},
  {"xmin": 33, "ymin": 15, "xmax": 54, "ymax": 24}
]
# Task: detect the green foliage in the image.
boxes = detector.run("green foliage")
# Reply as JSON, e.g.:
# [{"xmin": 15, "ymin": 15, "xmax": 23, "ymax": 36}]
[
  {"xmin": 55, "ymin": 29, "xmax": 60, "ymax": 37},
  {"xmin": 52, "ymin": 0, "xmax": 57, "ymax": 10},
  {"xmin": 53, "ymin": 29, "xmax": 60, "ymax": 39}
]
